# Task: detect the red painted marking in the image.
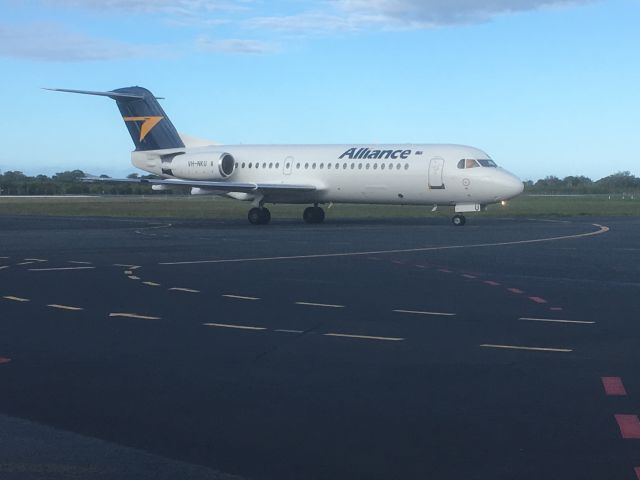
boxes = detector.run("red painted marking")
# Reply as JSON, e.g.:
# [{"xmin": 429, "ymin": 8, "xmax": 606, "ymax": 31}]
[
  {"xmin": 615, "ymin": 415, "xmax": 640, "ymax": 439},
  {"xmin": 484, "ymin": 280, "xmax": 500, "ymax": 286},
  {"xmin": 529, "ymin": 296, "xmax": 548, "ymax": 304},
  {"xmin": 602, "ymin": 377, "xmax": 627, "ymax": 396},
  {"xmin": 507, "ymin": 288, "xmax": 524, "ymax": 294},
  {"xmin": 438, "ymin": 269, "xmax": 452, "ymax": 273},
  {"xmin": 634, "ymin": 466, "xmax": 640, "ymax": 479},
  {"xmin": 0, "ymin": 357, "xmax": 11, "ymax": 365}
]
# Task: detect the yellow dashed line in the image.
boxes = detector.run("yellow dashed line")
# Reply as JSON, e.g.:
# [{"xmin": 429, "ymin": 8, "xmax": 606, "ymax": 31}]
[{"xmin": 47, "ymin": 304, "xmax": 83, "ymax": 311}]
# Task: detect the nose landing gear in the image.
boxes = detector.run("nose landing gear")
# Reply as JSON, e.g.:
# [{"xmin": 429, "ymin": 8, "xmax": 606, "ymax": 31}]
[
  {"xmin": 451, "ymin": 214, "xmax": 466, "ymax": 226},
  {"xmin": 303, "ymin": 206, "xmax": 325, "ymax": 224},
  {"xmin": 248, "ymin": 207, "xmax": 271, "ymax": 225}
]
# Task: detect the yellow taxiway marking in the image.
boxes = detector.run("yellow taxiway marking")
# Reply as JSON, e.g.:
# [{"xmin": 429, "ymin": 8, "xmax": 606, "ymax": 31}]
[
  {"xmin": 393, "ymin": 309, "xmax": 456, "ymax": 317},
  {"xmin": 159, "ymin": 224, "xmax": 609, "ymax": 266},
  {"xmin": 2, "ymin": 296, "xmax": 29, "ymax": 302},
  {"xmin": 169, "ymin": 287, "xmax": 200, "ymax": 293},
  {"xmin": 202, "ymin": 322, "xmax": 266, "ymax": 331},
  {"xmin": 324, "ymin": 333, "xmax": 404, "ymax": 342},
  {"xmin": 28, "ymin": 266, "xmax": 95, "ymax": 272},
  {"xmin": 128, "ymin": 275, "xmax": 140, "ymax": 280},
  {"xmin": 109, "ymin": 313, "xmax": 161, "ymax": 320},
  {"xmin": 480, "ymin": 344, "xmax": 572, "ymax": 353},
  {"xmin": 519, "ymin": 317, "xmax": 595, "ymax": 325},
  {"xmin": 295, "ymin": 302, "xmax": 345, "ymax": 308},
  {"xmin": 142, "ymin": 281, "xmax": 161, "ymax": 287},
  {"xmin": 275, "ymin": 329, "xmax": 305, "ymax": 334},
  {"xmin": 47, "ymin": 304, "xmax": 83, "ymax": 311},
  {"xmin": 222, "ymin": 294, "xmax": 260, "ymax": 301}
]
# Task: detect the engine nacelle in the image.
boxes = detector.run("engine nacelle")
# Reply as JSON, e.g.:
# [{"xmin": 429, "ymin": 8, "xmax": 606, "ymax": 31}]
[{"xmin": 163, "ymin": 151, "xmax": 236, "ymax": 180}]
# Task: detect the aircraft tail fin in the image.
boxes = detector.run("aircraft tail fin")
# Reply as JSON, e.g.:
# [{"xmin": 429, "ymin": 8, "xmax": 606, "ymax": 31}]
[{"xmin": 45, "ymin": 86, "xmax": 185, "ymax": 151}]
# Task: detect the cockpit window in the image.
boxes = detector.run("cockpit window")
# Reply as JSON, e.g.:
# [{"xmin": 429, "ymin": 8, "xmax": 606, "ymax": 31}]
[
  {"xmin": 478, "ymin": 159, "xmax": 498, "ymax": 167},
  {"xmin": 465, "ymin": 159, "xmax": 480, "ymax": 169}
]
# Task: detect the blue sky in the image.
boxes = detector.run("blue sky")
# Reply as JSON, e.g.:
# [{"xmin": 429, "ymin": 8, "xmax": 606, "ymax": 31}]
[{"xmin": 0, "ymin": 0, "xmax": 638, "ymax": 181}]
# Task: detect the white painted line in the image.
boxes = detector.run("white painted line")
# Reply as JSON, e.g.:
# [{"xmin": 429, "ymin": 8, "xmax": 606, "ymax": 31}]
[
  {"xmin": 128, "ymin": 275, "xmax": 140, "ymax": 280},
  {"xmin": 47, "ymin": 304, "xmax": 83, "ymax": 311},
  {"xmin": 202, "ymin": 322, "xmax": 266, "ymax": 331},
  {"xmin": 3, "ymin": 296, "xmax": 29, "ymax": 302},
  {"xmin": 222, "ymin": 294, "xmax": 260, "ymax": 301},
  {"xmin": 0, "ymin": 256, "xmax": 8, "ymax": 259},
  {"xmin": 296, "ymin": 302, "xmax": 345, "ymax": 308},
  {"xmin": 124, "ymin": 270, "xmax": 133, "ymax": 275},
  {"xmin": 28, "ymin": 266, "xmax": 95, "ymax": 272},
  {"xmin": 393, "ymin": 309, "xmax": 456, "ymax": 317},
  {"xmin": 113, "ymin": 264, "xmax": 141, "ymax": 269},
  {"xmin": 480, "ymin": 344, "xmax": 572, "ymax": 353},
  {"xmin": 462, "ymin": 274, "xmax": 476, "ymax": 279},
  {"xmin": 24, "ymin": 258, "xmax": 47, "ymax": 262},
  {"xmin": 68, "ymin": 261, "xmax": 93, "ymax": 265},
  {"xmin": 324, "ymin": 333, "xmax": 404, "ymax": 342},
  {"xmin": 169, "ymin": 287, "xmax": 200, "ymax": 293},
  {"xmin": 109, "ymin": 313, "xmax": 161, "ymax": 320},
  {"xmin": 158, "ymin": 224, "xmax": 610, "ymax": 266},
  {"xmin": 16, "ymin": 261, "xmax": 35, "ymax": 266},
  {"xmin": 0, "ymin": 266, "xmax": 9, "ymax": 270},
  {"xmin": 274, "ymin": 329, "xmax": 305, "ymax": 334},
  {"xmin": 519, "ymin": 317, "xmax": 595, "ymax": 325},
  {"xmin": 142, "ymin": 281, "xmax": 161, "ymax": 287}
]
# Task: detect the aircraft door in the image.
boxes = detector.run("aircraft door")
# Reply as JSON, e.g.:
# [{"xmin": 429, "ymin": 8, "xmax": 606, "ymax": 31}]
[
  {"xmin": 428, "ymin": 157, "xmax": 445, "ymax": 190},
  {"xmin": 284, "ymin": 156, "xmax": 294, "ymax": 175}
]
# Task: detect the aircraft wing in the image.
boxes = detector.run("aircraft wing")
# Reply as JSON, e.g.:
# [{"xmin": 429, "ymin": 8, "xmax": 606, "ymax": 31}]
[{"xmin": 82, "ymin": 176, "xmax": 318, "ymax": 193}]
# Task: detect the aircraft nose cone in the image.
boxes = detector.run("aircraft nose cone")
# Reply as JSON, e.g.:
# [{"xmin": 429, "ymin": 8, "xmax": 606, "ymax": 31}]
[{"xmin": 501, "ymin": 172, "xmax": 524, "ymax": 200}]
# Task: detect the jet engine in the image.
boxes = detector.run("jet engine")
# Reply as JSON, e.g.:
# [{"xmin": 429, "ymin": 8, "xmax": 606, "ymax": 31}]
[{"xmin": 162, "ymin": 151, "xmax": 236, "ymax": 180}]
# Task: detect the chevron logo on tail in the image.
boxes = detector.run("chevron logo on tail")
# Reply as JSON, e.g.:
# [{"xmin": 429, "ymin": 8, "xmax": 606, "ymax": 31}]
[{"xmin": 124, "ymin": 116, "xmax": 163, "ymax": 142}]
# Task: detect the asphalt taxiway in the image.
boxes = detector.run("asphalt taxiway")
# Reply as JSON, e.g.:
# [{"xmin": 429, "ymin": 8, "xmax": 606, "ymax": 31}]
[{"xmin": 1, "ymin": 214, "xmax": 639, "ymax": 479}]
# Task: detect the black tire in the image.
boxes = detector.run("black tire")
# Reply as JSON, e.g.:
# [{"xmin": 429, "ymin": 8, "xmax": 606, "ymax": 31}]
[
  {"xmin": 248, "ymin": 208, "xmax": 263, "ymax": 225},
  {"xmin": 303, "ymin": 207, "xmax": 315, "ymax": 224},
  {"xmin": 303, "ymin": 206, "xmax": 325, "ymax": 224},
  {"xmin": 452, "ymin": 214, "xmax": 466, "ymax": 226},
  {"xmin": 261, "ymin": 207, "xmax": 271, "ymax": 224}
]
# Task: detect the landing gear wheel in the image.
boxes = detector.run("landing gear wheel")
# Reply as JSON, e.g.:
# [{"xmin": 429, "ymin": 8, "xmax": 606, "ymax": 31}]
[
  {"xmin": 451, "ymin": 214, "xmax": 466, "ymax": 226},
  {"xmin": 248, "ymin": 207, "xmax": 271, "ymax": 225},
  {"xmin": 303, "ymin": 206, "xmax": 325, "ymax": 224}
]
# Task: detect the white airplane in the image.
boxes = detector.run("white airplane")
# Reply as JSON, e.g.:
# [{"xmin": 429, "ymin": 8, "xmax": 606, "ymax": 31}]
[{"xmin": 47, "ymin": 86, "xmax": 523, "ymax": 226}]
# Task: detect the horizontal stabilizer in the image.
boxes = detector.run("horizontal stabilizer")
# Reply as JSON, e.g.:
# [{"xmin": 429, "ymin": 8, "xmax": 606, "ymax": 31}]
[{"xmin": 43, "ymin": 88, "xmax": 164, "ymax": 100}]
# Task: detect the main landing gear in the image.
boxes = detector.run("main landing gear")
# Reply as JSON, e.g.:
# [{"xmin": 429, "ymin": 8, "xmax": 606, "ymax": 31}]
[
  {"xmin": 303, "ymin": 206, "xmax": 325, "ymax": 224},
  {"xmin": 248, "ymin": 207, "xmax": 271, "ymax": 225},
  {"xmin": 451, "ymin": 214, "xmax": 466, "ymax": 226}
]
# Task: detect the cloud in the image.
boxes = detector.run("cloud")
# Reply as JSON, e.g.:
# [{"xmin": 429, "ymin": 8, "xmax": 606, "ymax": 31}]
[
  {"xmin": 0, "ymin": 23, "xmax": 157, "ymax": 61},
  {"xmin": 196, "ymin": 37, "xmax": 277, "ymax": 54},
  {"xmin": 334, "ymin": 0, "xmax": 596, "ymax": 26},
  {"xmin": 41, "ymin": 0, "xmax": 249, "ymax": 15},
  {"xmin": 247, "ymin": 0, "xmax": 596, "ymax": 34}
]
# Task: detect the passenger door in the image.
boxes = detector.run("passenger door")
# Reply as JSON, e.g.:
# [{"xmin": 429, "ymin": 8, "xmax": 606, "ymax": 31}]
[{"xmin": 428, "ymin": 157, "xmax": 445, "ymax": 189}]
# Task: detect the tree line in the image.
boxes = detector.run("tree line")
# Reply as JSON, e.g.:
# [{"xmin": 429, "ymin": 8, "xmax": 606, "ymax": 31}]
[{"xmin": 0, "ymin": 169, "xmax": 639, "ymax": 196}]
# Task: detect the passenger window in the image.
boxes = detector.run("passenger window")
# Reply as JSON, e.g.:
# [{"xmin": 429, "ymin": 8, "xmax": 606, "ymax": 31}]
[
  {"xmin": 351, "ymin": 163, "xmax": 355, "ymax": 169},
  {"xmin": 269, "ymin": 162, "xmax": 273, "ymax": 169},
  {"xmin": 366, "ymin": 164, "xmax": 370, "ymax": 170},
  {"xmin": 305, "ymin": 163, "xmax": 309, "ymax": 169},
  {"xmin": 404, "ymin": 164, "xmax": 409, "ymax": 170},
  {"xmin": 373, "ymin": 164, "xmax": 378, "ymax": 170},
  {"xmin": 296, "ymin": 163, "xmax": 300, "ymax": 169},
  {"xmin": 327, "ymin": 163, "xmax": 331, "ymax": 169},
  {"xmin": 396, "ymin": 163, "xmax": 401, "ymax": 170},
  {"xmin": 242, "ymin": 162, "xmax": 246, "ymax": 168},
  {"xmin": 312, "ymin": 163, "xmax": 316, "ymax": 169},
  {"xmin": 248, "ymin": 163, "xmax": 252, "ymax": 168},
  {"xmin": 285, "ymin": 163, "xmax": 290, "ymax": 169},
  {"xmin": 358, "ymin": 163, "xmax": 362, "ymax": 169},
  {"xmin": 335, "ymin": 163, "xmax": 339, "ymax": 169},
  {"xmin": 381, "ymin": 163, "xmax": 386, "ymax": 170}
]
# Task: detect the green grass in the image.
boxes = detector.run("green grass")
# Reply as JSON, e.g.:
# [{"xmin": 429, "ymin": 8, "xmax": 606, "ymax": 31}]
[{"xmin": 0, "ymin": 194, "xmax": 638, "ymax": 219}]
